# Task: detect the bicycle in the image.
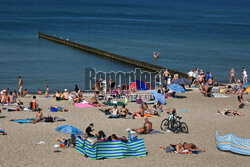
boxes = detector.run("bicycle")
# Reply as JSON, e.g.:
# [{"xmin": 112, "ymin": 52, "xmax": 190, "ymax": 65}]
[{"xmin": 160, "ymin": 116, "xmax": 188, "ymax": 133}]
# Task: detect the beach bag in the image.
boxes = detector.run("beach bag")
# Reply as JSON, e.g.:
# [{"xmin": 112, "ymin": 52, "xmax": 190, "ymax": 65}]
[
  {"xmin": 136, "ymin": 98, "xmax": 143, "ymax": 104},
  {"xmin": 45, "ymin": 116, "xmax": 54, "ymax": 122}
]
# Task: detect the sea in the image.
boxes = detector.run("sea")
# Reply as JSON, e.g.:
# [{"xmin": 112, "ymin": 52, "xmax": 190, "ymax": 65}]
[{"xmin": 0, "ymin": 0, "xmax": 250, "ymax": 93}]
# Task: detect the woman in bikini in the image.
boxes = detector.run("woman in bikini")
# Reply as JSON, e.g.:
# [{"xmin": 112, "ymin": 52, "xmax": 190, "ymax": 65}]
[
  {"xmin": 217, "ymin": 109, "xmax": 247, "ymax": 117},
  {"xmin": 32, "ymin": 109, "xmax": 44, "ymax": 124},
  {"xmin": 229, "ymin": 68, "xmax": 236, "ymax": 83},
  {"xmin": 132, "ymin": 104, "xmax": 145, "ymax": 118}
]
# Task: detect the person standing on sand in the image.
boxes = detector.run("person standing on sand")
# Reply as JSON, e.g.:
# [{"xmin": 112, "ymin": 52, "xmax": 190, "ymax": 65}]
[
  {"xmin": 162, "ymin": 69, "xmax": 169, "ymax": 87},
  {"xmin": 229, "ymin": 68, "xmax": 236, "ymax": 83},
  {"xmin": 237, "ymin": 85, "xmax": 245, "ymax": 108},
  {"xmin": 18, "ymin": 76, "xmax": 23, "ymax": 97},
  {"xmin": 242, "ymin": 67, "xmax": 248, "ymax": 84}
]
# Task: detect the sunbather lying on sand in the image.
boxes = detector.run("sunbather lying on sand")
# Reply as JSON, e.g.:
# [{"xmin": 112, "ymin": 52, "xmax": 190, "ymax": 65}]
[
  {"xmin": 183, "ymin": 143, "xmax": 205, "ymax": 152},
  {"xmin": 160, "ymin": 142, "xmax": 205, "ymax": 153},
  {"xmin": 50, "ymin": 105, "xmax": 70, "ymax": 112},
  {"xmin": 32, "ymin": 109, "xmax": 44, "ymax": 124},
  {"xmin": 160, "ymin": 143, "xmax": 184, "ymax": 153},
  {"xmin": 89, "ymin": 97, "xmax": 102, "ymax": 107},
  {"xmin": 132, "ymin": 104, "xmax": 145, "ymax": 118},
  {"xmin": 57, "ymin": 134, "xmax": 76, "ymax": 148},
  {"xmin": 132, "ymin": 118, "xmax": 152, "ymax": 134},
  {"xmin": 217, "ymin": 110, "xmax": 247, "ymax": 117},
  {"xmin": 3, "ymin": 106, "xmax": 24, "ymax": 111}
]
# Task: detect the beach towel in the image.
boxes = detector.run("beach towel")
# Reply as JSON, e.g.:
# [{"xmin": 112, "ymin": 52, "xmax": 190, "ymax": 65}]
[
  {"xmin": 216, "ymin": 131, "xmax": 250, "ymax": 155},
  {"xmin": 213, "ymin": 94, "xmax": 229, "ymax": 98},
  {"xmin": 73, "ymin": 103, "xmax": 94, "ymax": 108},
  {"xmin": 103, "ymin": 101, "xmax": 124, "ymax": 106},
  {"xmin": 10, "ymin": 118, "xmax": 34, "ymax": 123},
  {"xmin": 44, "ymin": 97, "xmax": 51, "ymax": 99},
  {"xmin": 0, "ymin": 128, "xmax": 4, "ymax": 133},
  {"xmin": 177, "ymin": 110, "xmax": 188, "ymax": 114},
  {"xmin": 179, "ymin": 150, "xmax": 199, "ymax": 154},
  {"xmin": 76, "ymin": 136, "xmax": 147, "ymax": 160},
  {"xmin": 138, "ymin": 130, "xmax": 163, "ymax": 135},
  {"xmin": 134, "ymin": 113, "xmax": 159, "ymax": 119}
]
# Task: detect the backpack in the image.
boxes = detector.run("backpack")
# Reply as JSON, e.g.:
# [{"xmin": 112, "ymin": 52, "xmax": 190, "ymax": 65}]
[
  {"xmin": 45, "ymin": 116, "xmax": 54, "ymax": 122},
  {"xmin": 136, "ymin": 98, "xmax": 143, "ymax": 104}
]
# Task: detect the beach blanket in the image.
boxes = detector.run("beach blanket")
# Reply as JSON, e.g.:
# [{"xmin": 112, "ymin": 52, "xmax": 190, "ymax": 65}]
[
  {"xmin": 100, "ymin": 109, "xmax": 111, "ymax": 115},
  {"xmin": 73, "ymin": 103, "xmax": 94, "ymax": 108},
  {"xmin": 44, "ymin": 97, "xmax": 51, "ymax": 99},
  {"xmin": 177, "ymin": 110, "xmax": 188, "ymax": 114},
  {"xmin": 10, "ymin": 118, "xmax": 34, "ymax": 123},
  {"xmin": 179, "ymin": 150, "xmax": 199, "ymax": 154},
  {"xmin": 103, "ymin": 101, "xmax": 124, "ymax": 106},
  {"xmin": 213, "ymin": 94, "xmax": 229, "ymax": 98},
  {"xmin": 134, "ymin": 113, "xmax": 159, "ymax": 119},
  {"xmin": 76, "ymin": 136, "xmax": 146, "ymax": 160},
  {"xmin": 138, "ymin": 130, "xmax": 163, "ymax": 135},
  {"xmin": 0, "ymin": 128, "xmax": 4, "ymax": 133},
  {"xmin": 216, "ymin": 131, "xmax": 250, "ymax": 155}
]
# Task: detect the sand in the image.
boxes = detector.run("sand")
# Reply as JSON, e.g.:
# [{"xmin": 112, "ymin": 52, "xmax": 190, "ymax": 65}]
[{"xmin": 0, "ymin": 89, "xmax": 250, "ymax": 167}]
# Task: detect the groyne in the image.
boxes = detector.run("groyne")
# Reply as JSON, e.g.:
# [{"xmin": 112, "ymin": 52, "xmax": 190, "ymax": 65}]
[{"xmin": 38, "ymin": 30, "xmax": 187, "ymax": 78}]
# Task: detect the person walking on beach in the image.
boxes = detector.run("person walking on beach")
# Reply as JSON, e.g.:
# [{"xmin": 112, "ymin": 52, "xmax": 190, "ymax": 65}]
[
  {"xmin": 237, "ymin": 85, "xmax": 245, "ymax": 108},
  {"xmin": 155, "ymin": 72, "xmax": 162, "ymax": 89},
  {"xmin": 18, "ymin": 76, "xmax": 23, "ymax": 97},
  {"xmin": 242, "ymin": 67, "xmax": 248, "ymax": 84},
  {"xmin": 229, "ymin": 68, "xmax": 236, "ymax": 84}
]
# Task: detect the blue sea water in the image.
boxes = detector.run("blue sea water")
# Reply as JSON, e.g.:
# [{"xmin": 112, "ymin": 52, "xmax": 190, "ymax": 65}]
[{"xmin": 0, "ymin": 0, "xmax": 250, "ymax": 92}]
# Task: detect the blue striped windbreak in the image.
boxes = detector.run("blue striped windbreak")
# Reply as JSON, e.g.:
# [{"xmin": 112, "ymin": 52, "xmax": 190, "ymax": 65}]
[
  {"xmin": 76, "ymin": 137, "xmax": 147, "ymax": 160},
  {"xmin": 216, "ymin": 131, "xmax": 250, "ymax": 155}
]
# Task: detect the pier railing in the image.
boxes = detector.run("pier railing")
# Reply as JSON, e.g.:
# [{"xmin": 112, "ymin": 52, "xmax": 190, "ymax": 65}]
[{"xmin": 38, "ymin": 30, "xmax": 187, "ymax": 78}]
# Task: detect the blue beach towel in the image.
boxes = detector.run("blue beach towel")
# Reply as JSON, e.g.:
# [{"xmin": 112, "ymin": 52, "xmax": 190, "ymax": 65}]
[{"xmin": 10, "ymin": 118, "xmax": 35, "ymax": 123}]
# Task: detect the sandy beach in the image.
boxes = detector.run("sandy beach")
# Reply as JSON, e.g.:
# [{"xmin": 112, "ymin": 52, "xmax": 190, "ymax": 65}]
[{"xmin": 0, "ymin": 89, "xmax": 249, "ymax": 167}]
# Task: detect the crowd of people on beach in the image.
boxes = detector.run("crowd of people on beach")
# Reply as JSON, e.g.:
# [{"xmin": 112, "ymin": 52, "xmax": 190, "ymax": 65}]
[{"xmin": 0, "ymin": 66, "xmax": 248, "ymax": 157}]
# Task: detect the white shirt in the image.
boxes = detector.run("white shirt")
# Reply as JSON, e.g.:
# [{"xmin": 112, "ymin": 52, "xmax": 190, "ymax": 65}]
[
  {"xmin": 188, "ymin": 71, "xmax": 194, "ymax": 77},
  {"xmin": 243, "ymin": 70, "xmax": 248, "ymax": 77}
]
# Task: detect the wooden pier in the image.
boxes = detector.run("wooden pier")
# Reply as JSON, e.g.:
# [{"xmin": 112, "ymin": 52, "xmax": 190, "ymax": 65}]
[{"xmin": 38, "ymin": 30, "xmax": 187, "ymax": 78}]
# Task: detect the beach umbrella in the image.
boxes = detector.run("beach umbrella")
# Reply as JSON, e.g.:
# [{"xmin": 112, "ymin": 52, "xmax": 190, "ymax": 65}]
[
  {"xmin": 172, "ymin": 78, "xmax": 191, "ymax": 85},
  {"xmin": 153, "ymin": 92, "xmax": 166, "ymax": 105},
  {"xmin": 168, "ymin": 84, "xmax": 185, "ymax": 93},
  {"xmin": 56, "ymin": 125, "xmax": 83, "ymax": 135},
  {"xmin": 245, "ymin": 85, "xmax": 250, "ymax": 93}
]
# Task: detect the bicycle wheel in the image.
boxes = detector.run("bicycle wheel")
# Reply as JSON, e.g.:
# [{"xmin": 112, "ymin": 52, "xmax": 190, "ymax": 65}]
[
  {"xmin": 170, "ymin": 120, "xmax": 180, "ymax": 133},
  {"xmin": 180, "ymin": 122, "xmax": 188, "ymax": 133},
  {"xmin": 160, "ymin": 119, "xmax": 169, "ymax": 131}
]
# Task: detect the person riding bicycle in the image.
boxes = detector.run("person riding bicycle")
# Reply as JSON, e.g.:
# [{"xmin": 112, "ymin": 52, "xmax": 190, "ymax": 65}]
[{"xmin": 169, "ymin": 109, "xmax": 177, "ymax": 122}]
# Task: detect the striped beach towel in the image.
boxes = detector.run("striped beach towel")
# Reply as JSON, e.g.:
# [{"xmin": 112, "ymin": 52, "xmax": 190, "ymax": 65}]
[{"xmin": 76, "ymin": 137, "xmax": 147, "ymax": 160}]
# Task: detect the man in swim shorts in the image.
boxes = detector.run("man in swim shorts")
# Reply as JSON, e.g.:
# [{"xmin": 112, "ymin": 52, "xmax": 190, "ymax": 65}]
[
  {"xmin": 132, "ymin": 118, "xmax": 152, "ymax": 134},
  {"xmin": 163, "ymin": 69, "xmax": 169, "ymax": 87}
]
